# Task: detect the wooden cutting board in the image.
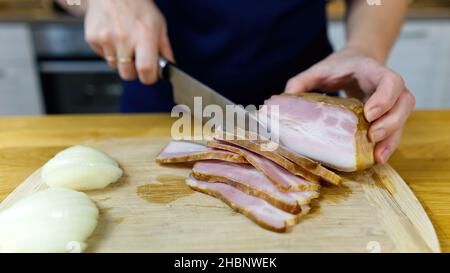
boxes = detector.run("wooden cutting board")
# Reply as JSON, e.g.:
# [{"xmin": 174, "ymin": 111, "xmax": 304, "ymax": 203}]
[{"xmin": 0, "ymin": 137, "xmax": 441, "ymax": 253}]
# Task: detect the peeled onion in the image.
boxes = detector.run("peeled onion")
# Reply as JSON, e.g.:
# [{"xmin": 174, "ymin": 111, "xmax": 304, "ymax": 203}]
[
  {"xmin": 0, "ymin": 188, "xmax": 99, "ymax": 253},
  {"xmin": 42, "ymin": 145, "xmax": 123, "ymax": 191}
]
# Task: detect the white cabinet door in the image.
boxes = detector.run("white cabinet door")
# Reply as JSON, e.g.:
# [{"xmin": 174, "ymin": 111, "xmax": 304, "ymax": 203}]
[
  {"xmin": 328, "ymin": 20, "xmax": 450, "ymax": 109},
  {"xmin": 0, "ymin": 23, "xmax": 43, "ymax": 115}
]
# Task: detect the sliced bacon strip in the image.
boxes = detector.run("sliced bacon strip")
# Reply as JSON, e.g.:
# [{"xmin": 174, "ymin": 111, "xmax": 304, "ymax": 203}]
[
  {"xmin": 186, "ymin": 175, "xmax": 304, "ymax": 232},
  {"xmin": 156, "ymin": 141, "xmax": 247, "ymax": 164},
  {"xmin": 207, "ymin": 141, "xmax": 320, "ymax": 192},
  {"xmin": 192, "ymin": 160, "xmax": 319, "ymax": 213},
  {"xmin": 214, "ymin": 130, "xmax": 341, "ymax": 186}
]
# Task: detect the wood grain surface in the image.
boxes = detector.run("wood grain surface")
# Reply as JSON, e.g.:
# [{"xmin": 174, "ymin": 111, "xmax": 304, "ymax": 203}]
[
  {"xmin": 0, "ymin": 137, "xmax": 439, "ymax": 252},
  {"xmin": 0, "ymin": 111, "xmax": 449, "ymax": 251}
]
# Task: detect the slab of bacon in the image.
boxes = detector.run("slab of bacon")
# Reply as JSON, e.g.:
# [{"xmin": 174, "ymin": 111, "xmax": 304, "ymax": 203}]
[
  {"xmin": 155, "ymin": 94, "xmax": 375, "ymax": 232},
  {"xmin": 156, "ymin": 141, "xmax": 247, "ymax": 164},
  {"xmin": 186, "ymin": 175, "xmax": 304, "ymax": 232},
  {"xmin": 263, "ymin": 93, "xmax": 374, "ymax": 172}
]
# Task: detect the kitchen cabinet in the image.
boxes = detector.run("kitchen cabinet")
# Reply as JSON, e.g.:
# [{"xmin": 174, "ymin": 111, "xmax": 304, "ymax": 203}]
[
  {"xmin": 0, "ymin": 23, "xmax": 43, "ymax": 115},
  {"xmin": 328, "ymin": 20, "xmax": 450, "ymax": 109}
]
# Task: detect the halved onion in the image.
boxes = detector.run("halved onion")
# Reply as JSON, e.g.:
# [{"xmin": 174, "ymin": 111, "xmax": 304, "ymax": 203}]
[
  {"xmin": 0, "ymin": 188, "xmax": 99, "ymax": 253},
  {"xmin": 42, "ymin": 145, "xmax": 123, "ymax": 191}
]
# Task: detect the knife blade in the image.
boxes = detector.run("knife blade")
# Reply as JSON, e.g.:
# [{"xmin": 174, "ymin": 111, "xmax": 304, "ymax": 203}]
[
  {"xmin": 159, "ymin": 57, "xmax": 234, "ymax": 111},
  {"xmin": 158, "ymin": 57, "xmax": 275, "ymax": 141}
]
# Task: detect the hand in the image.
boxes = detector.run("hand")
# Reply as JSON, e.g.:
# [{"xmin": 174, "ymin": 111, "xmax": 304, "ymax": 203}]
[
  {"xmin": 84, "ymin": 0, "xmax": 174, "ymax": 84},
  {"xmin": 284, "ymin": 47, "xmax": 416, "ymax": 164}
]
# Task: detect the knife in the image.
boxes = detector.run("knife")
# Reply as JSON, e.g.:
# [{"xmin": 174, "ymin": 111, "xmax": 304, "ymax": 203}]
[{"xmin": 158, "ymin": 56, "xmax": 273, "ymax": 139}]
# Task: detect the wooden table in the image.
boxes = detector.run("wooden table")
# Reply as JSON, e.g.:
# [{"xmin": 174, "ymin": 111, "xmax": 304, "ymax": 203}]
[{"xmin": 1, "ymin": 112, "xmax": 449, "ymax": 252}]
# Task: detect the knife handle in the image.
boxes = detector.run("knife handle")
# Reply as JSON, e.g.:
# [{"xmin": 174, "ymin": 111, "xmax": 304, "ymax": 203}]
[{"xmin": 158, "ymin": 56, "xmax": 169, "ymax": 80}]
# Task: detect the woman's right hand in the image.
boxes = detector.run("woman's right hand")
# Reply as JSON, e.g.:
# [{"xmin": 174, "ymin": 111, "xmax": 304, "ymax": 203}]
[{"xmin": 84, "ymin": 0, "xmax": 174, "ymax": 84}]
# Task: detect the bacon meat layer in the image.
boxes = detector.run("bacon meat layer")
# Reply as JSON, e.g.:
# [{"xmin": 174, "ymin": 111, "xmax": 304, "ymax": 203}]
[
  {"xmin": 192, "ymin": 160, "xmax": 319, "ymax": 213},
  {"xmin": 186, "ymin": 175, "xmax": 304, "ymax": 232}
]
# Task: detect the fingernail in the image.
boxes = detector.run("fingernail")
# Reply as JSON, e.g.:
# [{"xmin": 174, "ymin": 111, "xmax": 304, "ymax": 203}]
[
  {"xmin": 380, "ymin": 147, "xmax": 391, "ymax": 163},
  {"xmin": 366, "ymin": 107, "xmax": 381, "ymax": 122},
  {"xmin": 370, "ymin": 128, "xmax": 386, "ymax": 142}
]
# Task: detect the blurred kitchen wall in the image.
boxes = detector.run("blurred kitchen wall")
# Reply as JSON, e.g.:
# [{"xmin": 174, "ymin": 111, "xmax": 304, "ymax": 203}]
[
  {"xmin": 0, "ymin": 0, "xmax": 449, "ymax": 116},
  {"xmin": 327, "ymin": 0, "xmax": 450, "ymax": 109}
]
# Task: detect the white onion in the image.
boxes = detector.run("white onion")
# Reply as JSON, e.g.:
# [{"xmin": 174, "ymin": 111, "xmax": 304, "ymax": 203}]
[
  {"xmin": 0, "ymin": 188, "xmax": 99, "ymax": 253},
  {"xmin": 42, "ymin": 145, "xmax": 123, "ymax": 191}
]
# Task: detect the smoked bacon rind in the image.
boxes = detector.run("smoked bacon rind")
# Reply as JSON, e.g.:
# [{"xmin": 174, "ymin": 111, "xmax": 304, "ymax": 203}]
[{"xmin": 156, "ymin": 141, "xmax": 247, "ymax": 164}]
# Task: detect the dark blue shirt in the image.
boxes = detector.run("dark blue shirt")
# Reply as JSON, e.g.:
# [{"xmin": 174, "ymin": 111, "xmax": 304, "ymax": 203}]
[{"xmin": 121, "ymin": 0, "xmax": 332, "ymax": 112}]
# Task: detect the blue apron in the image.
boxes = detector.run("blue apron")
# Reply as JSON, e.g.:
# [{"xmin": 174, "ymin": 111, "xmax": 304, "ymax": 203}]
[{"xmin": 121, "ymin": 0, "xmax": 333, "ymax": 113}]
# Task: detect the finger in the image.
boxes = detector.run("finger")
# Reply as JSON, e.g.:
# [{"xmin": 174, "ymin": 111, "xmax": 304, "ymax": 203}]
[
  {"xmin": 135, "ymin": 33, "xmax": 159, "ymax": 85},
  {"xmin": 116, "ymin": 38, "xmax": 137, "ymax": 81},
  {"xmin": 364, "ymin": 70, "xmax": 405, "ymax": 122},
  {"xmin": 90, "ymin": 42, "xmax": 105, "ymax": 57},
  {"xmin": 374, "ymin": 128, "xmax": 403, "ymax": 164},
  {"xmin": 369, "ymin": 90, "xmax": 416, "ymax": 143},
  {"xmin": 284, "ymin": 65, "xmax": 326, "ymax": 94},
  {"xmin": 159, "ymin": 26, "xmax": 175, "ymax": 63},
  {"xmin": 99, "ymin": 33, "xmax": 117, "ymax": 69},
  {"xmin": 85, "ymin": 34, "xmax": 104, "ymax": 57}
]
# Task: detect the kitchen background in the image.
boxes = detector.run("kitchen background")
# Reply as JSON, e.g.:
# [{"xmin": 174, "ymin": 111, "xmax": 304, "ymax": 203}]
[{"xmin": 0, "ymin": 0, "xmax": 449, "ymax": 116}]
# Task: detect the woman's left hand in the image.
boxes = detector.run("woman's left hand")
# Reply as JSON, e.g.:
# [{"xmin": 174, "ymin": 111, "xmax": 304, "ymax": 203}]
[{"xmin": 284, "ymin": 46, "xmax": 416, "ymax": 164}]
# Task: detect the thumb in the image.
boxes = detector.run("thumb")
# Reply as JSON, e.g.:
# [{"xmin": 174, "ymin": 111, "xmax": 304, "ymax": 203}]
[
  {"xmin": 159, "ymin": 26, "xmax": 175, "ymax": 63},
  {"xmin": 284, "ymin": 67, "xmax": 325, "ymax": 94}
]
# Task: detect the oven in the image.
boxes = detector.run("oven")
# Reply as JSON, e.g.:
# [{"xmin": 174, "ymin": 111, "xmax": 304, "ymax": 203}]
[{"xmin": 33, "ymin": 22, "xmax": 122, "ymax": 114}]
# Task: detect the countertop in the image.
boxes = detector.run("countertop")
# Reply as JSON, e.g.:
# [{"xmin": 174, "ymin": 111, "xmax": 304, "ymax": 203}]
[{"xmin": 0, "ymin": 111, "xmax": 449, "ymax": 252}]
